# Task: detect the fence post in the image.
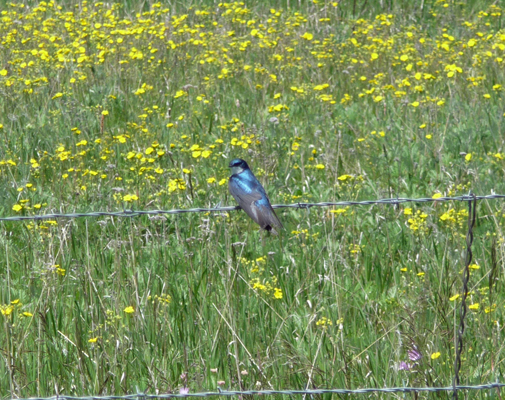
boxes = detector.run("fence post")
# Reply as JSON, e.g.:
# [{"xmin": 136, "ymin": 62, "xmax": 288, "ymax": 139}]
[{"xmin": 452, "ymin": 194, "xmax": 477, "ymax": 400}]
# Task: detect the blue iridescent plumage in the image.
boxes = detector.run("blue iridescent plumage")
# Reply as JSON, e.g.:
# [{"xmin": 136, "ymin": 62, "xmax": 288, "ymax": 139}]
[{"xmin": 228, "ymin": 158, "xmax": 283, "ymax": 234}]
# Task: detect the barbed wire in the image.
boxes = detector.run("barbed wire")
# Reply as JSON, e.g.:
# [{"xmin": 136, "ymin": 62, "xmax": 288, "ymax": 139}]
[
  {"xmin": 1, "ymin": 193, "xmax": 504, "ymax": 222},
  {"xmin": 11, "ymin": 383, "xmax": 505, "ymax": 400}
]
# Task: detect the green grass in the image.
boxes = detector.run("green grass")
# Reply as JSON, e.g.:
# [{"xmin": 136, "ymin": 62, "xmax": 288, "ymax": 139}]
[{"xmin": 1, "ymin": 0, "xmax": 505, "ymax": 398}]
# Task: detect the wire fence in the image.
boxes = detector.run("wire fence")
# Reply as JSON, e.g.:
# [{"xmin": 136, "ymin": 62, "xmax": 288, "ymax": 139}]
[
  {"xmin": 4, "ymin": 193, "xmax": 504, "ymax": 400},
  {"xmin": 1, "ymin": 193, "xmax": 504, "ymax": 222},
  {"xmin": 10, "ymin": 383, "xmax": 505, "ymax": 400}
]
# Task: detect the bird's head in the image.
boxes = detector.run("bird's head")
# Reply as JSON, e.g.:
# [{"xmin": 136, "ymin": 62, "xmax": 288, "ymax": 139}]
[{"xmin": 228, "ymin": 158, "xmax": 249, "ymax": 175}]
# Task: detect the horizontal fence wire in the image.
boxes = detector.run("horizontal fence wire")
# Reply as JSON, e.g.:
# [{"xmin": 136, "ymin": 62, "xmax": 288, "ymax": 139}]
[
  {"xmin": 1, "ymin": 193, "xmax": 504, "ymax": 222},
  {"xmin": 11, "ymin": 383, "xmax": 505, "ymax": 400}
]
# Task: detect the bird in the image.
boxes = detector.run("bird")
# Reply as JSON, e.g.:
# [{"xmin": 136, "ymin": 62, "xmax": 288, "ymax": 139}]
[{"xmin": 228, "ymin": 158, "xmax": 283, "ymax": 234}]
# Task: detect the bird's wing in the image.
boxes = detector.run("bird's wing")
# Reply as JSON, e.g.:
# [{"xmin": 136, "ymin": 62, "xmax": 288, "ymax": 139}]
[
  {"xmin": 229, "ymin": 176, "xmax": 283, "ymax": 230},
  {"xmin": 250, "ymin": 200, "xmax": 283, "ymax": 231},
  {"xmin": 229, "ymin": 177, "xmax": 263, "ymax": 223},
  {"xmin": 266, "ymin": 203, "xmax": 283, "ymax": 229}
]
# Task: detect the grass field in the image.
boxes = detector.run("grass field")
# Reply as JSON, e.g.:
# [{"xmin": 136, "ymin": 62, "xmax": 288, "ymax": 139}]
[{"xmin": 1, "ymin": 0, "xmax": 505, "ymax": 397}]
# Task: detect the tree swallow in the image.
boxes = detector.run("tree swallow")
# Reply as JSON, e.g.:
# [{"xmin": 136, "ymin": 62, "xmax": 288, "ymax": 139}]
[{"xmin": 228, "ymin": 158, "xmax": 283, "ymax": 234}]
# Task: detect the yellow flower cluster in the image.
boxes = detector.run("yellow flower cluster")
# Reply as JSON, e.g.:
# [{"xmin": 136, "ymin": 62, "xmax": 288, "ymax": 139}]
[
  {"xmin": 404, "ymin": 208, "xmax": 428, "ymax": 233},
  {"xmin": 439, "ymin": 208, "xmax": 469, "ymax": 229},
  {"xmin": 241, "ymin": 257, "xmax": 283, "ymax": 300},
  {"xmin": 0, "ymin": 299, "xmax": 31, "ymax": 318},
  {"xmin": 315, "ymin": 316, "xmax": 333, "ymax": 328}
]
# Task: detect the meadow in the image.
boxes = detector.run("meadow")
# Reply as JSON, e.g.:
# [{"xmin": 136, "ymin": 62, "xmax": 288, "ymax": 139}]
[{"xmin": 1, "ymin": 0, "xmax": 505, "ymax": 397}]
